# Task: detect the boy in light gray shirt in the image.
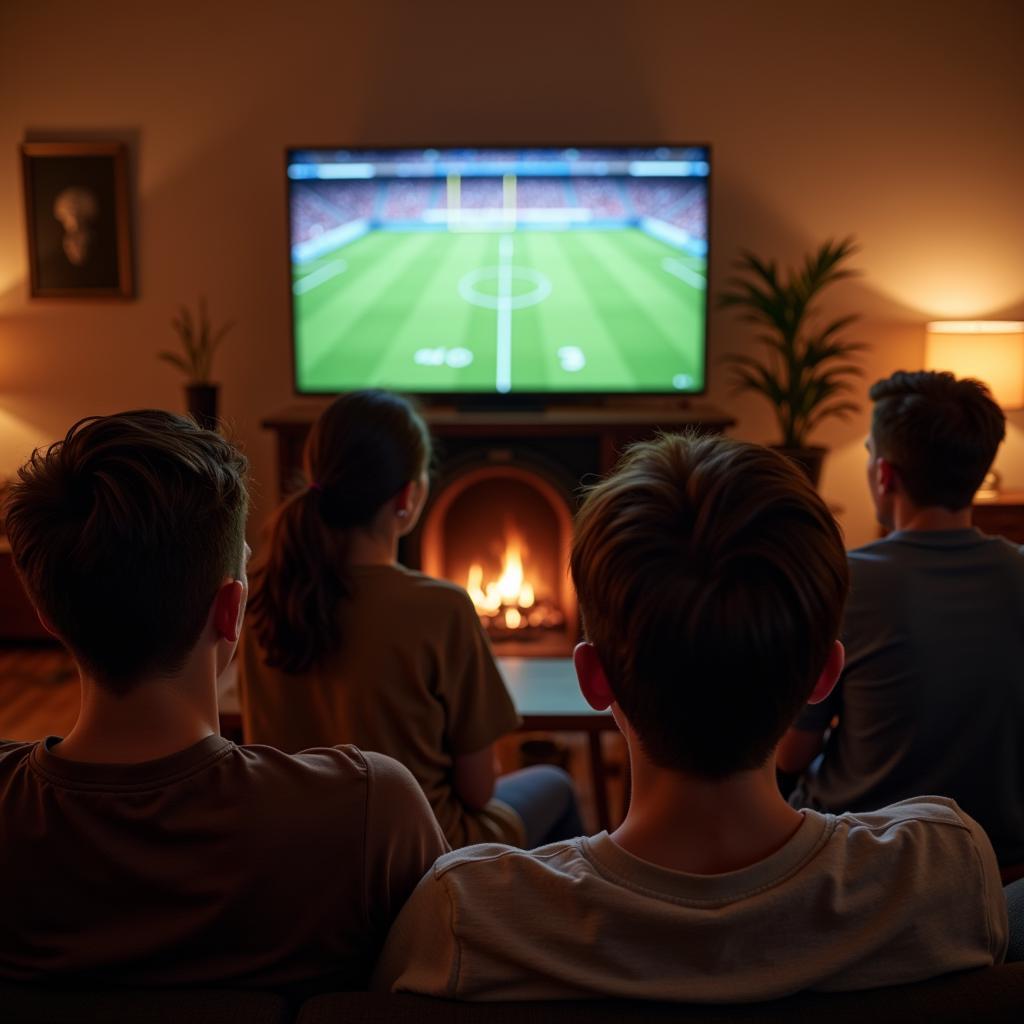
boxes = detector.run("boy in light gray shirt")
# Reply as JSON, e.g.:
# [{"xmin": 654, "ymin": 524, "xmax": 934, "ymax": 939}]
[{"xmin": 374, "ymin": 434, "xmax": 1008, "ymax": 1002}]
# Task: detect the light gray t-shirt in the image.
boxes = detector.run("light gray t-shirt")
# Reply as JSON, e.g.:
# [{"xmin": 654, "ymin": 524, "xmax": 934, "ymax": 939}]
[
  {"xmin": 792, "ymin": 529, "xmax": 1024, "ymax": 864},
  {"xmin": 372, "ymin": 798, "xmax": 1007, "ymax": 1002}
]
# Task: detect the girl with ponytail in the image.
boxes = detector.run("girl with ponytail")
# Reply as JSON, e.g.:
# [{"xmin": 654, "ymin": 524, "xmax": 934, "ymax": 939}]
[{"xmin": 241, "ymin": 390, "xmax": 582, "ymax": 850}]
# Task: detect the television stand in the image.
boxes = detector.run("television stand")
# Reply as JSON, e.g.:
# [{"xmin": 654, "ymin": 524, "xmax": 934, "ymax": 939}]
[{"xmin": 261, "ymin": 400, "xmax": 735, "ymax": 499}]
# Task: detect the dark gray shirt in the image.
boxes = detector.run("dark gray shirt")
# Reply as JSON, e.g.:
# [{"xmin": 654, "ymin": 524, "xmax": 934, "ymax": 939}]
[{"xmin": 793, "ymin": 528, "xmax": 1024, "ymax": 865}]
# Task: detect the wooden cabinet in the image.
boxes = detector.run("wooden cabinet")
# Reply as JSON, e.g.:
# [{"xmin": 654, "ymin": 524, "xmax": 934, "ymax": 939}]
[
  {"xmin": 262, "ymin": 400, "xmax": 736, "ymax": 500},
  {"xmin": 973, "ymin": 491, "xmax": 1024, "ymax": 544}
]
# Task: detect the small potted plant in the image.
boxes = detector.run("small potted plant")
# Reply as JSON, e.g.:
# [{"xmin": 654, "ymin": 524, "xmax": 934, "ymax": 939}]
[
  {"xmin": 159, "ymin": 296, "xmax": 234, "ymax": 432},
  {"xmin": 718, "ymin": 237, "xmax": 866, "ymax": 487}
]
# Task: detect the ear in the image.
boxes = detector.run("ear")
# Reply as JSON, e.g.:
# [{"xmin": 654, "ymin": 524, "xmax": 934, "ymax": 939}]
[
  {"xmin": 573, "ymin": 641, "xmax": 616, "ymax": 711},
  {"xmin": 392, "ymin": 481, "xmax": 414, "ymax": 518},
  {"xmin": 807, "ymin": 640, "xmax": 845, "ymax": 705},
  {"xmin": 394, "ymin": 476, "xmax": 430, "ymax": 534},
  {"xmin": 875, "ymin": 456, "xmax": 898, "ymax": 495},
  {"xmin": 211, "ymin": 579, "xmax": 246, "ymax": 644}
]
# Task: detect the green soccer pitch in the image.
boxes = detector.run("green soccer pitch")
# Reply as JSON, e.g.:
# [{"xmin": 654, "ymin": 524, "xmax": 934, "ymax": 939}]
[{"xmin": 292, "ymin": 228, "xmax": 707, "ymax": 395}]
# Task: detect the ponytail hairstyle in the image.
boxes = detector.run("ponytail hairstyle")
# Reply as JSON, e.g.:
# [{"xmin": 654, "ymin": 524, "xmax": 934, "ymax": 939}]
[{"xmin": 248, "ymin": 390, "xmax": 431, "ymax": 673}]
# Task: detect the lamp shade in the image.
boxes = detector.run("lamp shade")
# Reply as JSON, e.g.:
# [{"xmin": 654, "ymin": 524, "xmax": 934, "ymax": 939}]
[{"xmin": 925, "ymin": 321, "xmax": 1024, "ymax": 410}]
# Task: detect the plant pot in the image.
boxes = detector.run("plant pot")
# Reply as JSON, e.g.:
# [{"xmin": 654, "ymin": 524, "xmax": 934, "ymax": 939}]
[
  {"xmin": 185, "ymin": 383, "xmax": 219, "ymax": 432},
  {"xmin": 771, "ymin": 446, "xmax": 827, "ymax": 489}
]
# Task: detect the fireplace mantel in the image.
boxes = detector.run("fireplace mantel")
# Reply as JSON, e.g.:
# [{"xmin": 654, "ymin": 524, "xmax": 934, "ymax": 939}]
[{"xmin": 261, "ymin": 400, "xmax": 735, "ymax": 498}]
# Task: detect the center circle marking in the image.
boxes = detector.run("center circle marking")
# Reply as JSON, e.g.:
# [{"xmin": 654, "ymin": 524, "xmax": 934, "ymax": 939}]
[{"xmin": 458, "ymin": 265, "xmax": 553, "ymax": 310}]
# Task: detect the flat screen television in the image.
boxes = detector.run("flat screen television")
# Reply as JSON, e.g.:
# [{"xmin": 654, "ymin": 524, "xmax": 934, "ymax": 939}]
[{"xmin": 286, "ymin": 145, "xmax": 710, "ymax": 399}]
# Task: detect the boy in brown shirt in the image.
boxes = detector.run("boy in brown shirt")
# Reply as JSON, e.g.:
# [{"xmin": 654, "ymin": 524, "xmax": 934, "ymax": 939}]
[{"xmin": 0, "ymin": 411, "xmax": 446, "ymax": 991}]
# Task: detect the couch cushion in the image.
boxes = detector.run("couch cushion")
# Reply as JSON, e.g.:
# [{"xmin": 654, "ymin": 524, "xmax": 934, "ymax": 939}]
[
  {"xmin": 297, "ymin": 964, "xmax": 1024, "ymax": 1023},
  {"xmin": 0, "ymin": 984, "xmax": 290, "ymax": 1024}
]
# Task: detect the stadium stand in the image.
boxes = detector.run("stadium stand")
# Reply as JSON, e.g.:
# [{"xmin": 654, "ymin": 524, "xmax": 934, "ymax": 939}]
[
  {"xmin": 573, "ymin": 177, "xmax": 628, "ymax": 218},
  {"xmin": 627, "ymin": 179, "xmax": 706, "ymax": 235},
  {"xmin": 455, "ymin": 178, "xmax": 504, "ymax": 209},
  {"xmin": 515, "ymin": 179, "xmax": 570, "ymax": 209},
  {"xmin": 290, "ymin": 181, "xmax": 377, "ymax": 242},
  {"xmin": 382, "ymin": 180, "xmax": 440, "ymax": 220}
]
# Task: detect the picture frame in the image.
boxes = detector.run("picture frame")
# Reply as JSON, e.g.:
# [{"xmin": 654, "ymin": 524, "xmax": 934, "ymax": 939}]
[{"xmin": 20, "ymin": 141, "xmax": 135, "ymax": 299}]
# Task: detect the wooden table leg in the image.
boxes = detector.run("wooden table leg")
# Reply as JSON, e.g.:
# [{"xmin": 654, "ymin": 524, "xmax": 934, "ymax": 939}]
[{"xmin": 588, "ymin": 731, "xmax": 611, "ymax": 832}]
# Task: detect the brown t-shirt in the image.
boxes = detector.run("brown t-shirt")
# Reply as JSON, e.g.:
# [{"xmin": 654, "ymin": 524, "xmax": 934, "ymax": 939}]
[
  {"xmin": 241, "ymin": 564, "xmax": 523, "ymax": 849},
  {"xmin": 0, "ymin": 735, "xmax": 447, "ymax": 991}
]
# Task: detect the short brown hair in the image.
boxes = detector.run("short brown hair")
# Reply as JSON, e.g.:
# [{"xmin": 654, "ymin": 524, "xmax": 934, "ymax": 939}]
[
  {"xmin": 3, "ymin": 411, "xmax": 248, "ymax": 692},
  {"xmin": 870, "ymin": 370, "xmax": 1005, "ymax": 510},
  {"xmin": 570, "ymin": 433, "xmax": 848, "ymax": 778}
]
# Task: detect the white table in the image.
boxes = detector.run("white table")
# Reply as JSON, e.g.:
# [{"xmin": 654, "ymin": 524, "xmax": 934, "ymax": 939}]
[{"xmin": 497, "ymin": 658, "xmax": 618, "ymax": 830}]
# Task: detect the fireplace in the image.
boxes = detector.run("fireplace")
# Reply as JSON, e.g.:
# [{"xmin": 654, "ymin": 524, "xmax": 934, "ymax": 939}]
[
  {"xmin": 263, "ymin": 402, "xmax": 736, "ymax": 658},
  {"xmin": 420, "ymin": 460, "xmax": 577, "ymax": 656}
]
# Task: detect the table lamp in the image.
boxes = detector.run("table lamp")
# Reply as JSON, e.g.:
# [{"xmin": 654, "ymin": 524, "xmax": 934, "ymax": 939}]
[{"xmin": 925, "ymin": 320, "xmax": 1024, "ymax": 496}]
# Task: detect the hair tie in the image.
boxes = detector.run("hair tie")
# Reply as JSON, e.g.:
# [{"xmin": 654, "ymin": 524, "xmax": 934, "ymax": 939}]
[{"xmin": 309, "ymin": 481, "xmax": 323, "ymax": 493}]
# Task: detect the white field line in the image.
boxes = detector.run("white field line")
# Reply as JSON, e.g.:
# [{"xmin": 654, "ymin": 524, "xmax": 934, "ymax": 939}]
[
  {"xmin": 293, "ymin": 259, "xmax": 348, "ymax": 295},
  {"xmin": 496, "ymin": 235, "xmax": 513, "ymax": 394},
  {"xmin": 661, "ymin": 257, "xmax": 705, "ymax": 290}
]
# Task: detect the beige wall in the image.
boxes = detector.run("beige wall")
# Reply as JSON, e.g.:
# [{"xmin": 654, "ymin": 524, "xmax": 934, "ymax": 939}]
[{"xmin": 1, "ymin": 0, "xmax": 1022, "ymax": 548}]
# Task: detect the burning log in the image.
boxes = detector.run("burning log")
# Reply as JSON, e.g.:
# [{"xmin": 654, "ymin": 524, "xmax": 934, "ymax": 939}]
[{"xmin": 465, "ymin": 528, "xmax": 564, "ymax": 642}]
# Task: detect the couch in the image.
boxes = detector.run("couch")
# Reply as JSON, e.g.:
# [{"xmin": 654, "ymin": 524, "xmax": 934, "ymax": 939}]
[{"xmin": 3, "ymin": 963, "xmax": 1024, "ymax": 1024}]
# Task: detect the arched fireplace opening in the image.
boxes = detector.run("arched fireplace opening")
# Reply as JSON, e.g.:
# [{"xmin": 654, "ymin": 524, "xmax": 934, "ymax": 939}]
[{"xmin": 419, "ymin": 459, "xmax": 577, "ymax": 657}]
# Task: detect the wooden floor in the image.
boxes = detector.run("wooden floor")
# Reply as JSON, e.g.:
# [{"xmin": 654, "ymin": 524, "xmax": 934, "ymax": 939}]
[{"xmin": 0, "ymin": 646, "xmax": 79, "ymax": 741}]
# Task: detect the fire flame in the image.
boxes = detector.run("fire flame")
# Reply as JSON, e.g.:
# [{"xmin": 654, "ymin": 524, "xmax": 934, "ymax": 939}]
[{"xmin": 467, "ymin": 530, "xmax": 537, "ymax": 626}]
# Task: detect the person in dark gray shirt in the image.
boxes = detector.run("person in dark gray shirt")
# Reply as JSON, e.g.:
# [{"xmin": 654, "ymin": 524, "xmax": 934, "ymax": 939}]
[{"xmin": 779, "ymin": 370, "xmax": 1024, "ymax": 870}]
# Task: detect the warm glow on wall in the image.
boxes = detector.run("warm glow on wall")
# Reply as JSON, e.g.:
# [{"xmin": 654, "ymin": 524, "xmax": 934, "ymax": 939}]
[
  {"xmin": 0, "ymin": 407, "xmax": 49, "ymax": 477},
  {"xmin": 925, "ymin": 321, "xmax": 1024, "ymax": 410}
]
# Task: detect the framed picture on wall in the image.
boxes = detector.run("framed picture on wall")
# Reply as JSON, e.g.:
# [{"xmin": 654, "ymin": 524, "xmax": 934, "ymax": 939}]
[{"xmin": 20, "ymin": 141, "xmax": 135, "ymax": 299}]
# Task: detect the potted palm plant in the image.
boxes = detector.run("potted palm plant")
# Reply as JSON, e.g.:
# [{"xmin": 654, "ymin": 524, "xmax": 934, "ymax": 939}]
[
  {"xmin": 718, "ymin": 237, "xmax": 866, "ymax": 487},
  {"xmin": 159, "ymin": 297, "xmax": 234, "ymax": 432}
]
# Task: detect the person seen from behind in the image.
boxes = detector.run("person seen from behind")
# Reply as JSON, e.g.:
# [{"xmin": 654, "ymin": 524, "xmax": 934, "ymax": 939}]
[
  {"xmin": 779, "ymin": 370, "xmax": 1024, "ymax": 876},
  {"xmin": 373, "ymin": 432, "xmax": 1010, "ymax": 1001},
  {"xmin": 241, "ymin": 389, "xmax": 582, "ymax": 850},
  {"xmin": 0, "ymin": 411, "xmax": 446, "ymax": 991}
]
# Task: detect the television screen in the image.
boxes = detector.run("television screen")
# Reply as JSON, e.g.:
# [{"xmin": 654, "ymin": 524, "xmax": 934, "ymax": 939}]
[{"xmin": 287, "ymin": 146, "xmax": 709, "ymax": 397}]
